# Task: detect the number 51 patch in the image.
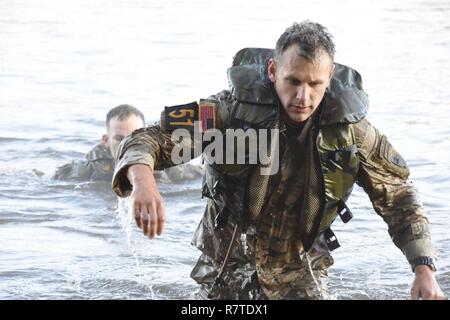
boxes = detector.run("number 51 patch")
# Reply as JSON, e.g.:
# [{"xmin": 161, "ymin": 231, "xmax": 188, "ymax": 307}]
[
  {"xmin": 163, "ymin": 100, "xmax": 216, "ymax": 133},
  {"xmin": 164, "ymin": 101, "xmax": 198, "ymax": 132}
]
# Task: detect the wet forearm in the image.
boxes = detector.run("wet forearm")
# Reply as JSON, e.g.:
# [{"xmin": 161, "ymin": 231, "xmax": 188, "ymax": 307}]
[{"xmin": 127, "ymin": 164, "xmax": 154, "ymax": 187}]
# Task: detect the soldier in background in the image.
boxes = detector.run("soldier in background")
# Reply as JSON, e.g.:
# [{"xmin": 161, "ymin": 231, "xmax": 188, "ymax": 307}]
[
  {"xmin": 54, "ymin": 104, "xmax": 204, "ymax": 183},
  {"xmin": 54, "ymin": 104, "xmax": 145, "ymax": 181}
]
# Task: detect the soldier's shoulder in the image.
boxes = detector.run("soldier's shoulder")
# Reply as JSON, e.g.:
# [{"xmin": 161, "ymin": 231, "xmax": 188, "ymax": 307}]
[
  {"xmin": 86, "ymin": 143, "xmax": 113, "ymax": 162},
  {"xmin": 353, "ymin": 118, "xmax": 373, "ymax": 147}
]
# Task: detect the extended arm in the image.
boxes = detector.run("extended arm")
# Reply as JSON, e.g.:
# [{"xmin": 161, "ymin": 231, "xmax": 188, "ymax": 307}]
[
  {"xmin": 112, "ymin": 91, "xmax": 234, "ymax": 238},
  {"xmin": 354, "ymin": 119, "xmax": 445, "ymax": 300}
]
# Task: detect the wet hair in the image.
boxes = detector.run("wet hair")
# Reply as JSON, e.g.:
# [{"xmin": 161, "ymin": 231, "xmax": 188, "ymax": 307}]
[
  {"xmin": 274, "ymin": 21, "xmax": 335, "ymax": 63},
  {"xmin": 106, "ymin": 104, "xmax": 145, "ymax": 128}
]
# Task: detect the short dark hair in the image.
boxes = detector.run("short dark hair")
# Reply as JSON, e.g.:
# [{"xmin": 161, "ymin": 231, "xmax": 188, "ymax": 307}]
[
  {"xmin": 106, "ymin": 104, "xmax": 145, "ymax": 128},
  {"xmin": 274, "ymin": 21, "xmax": 335, "ymax": 63}
]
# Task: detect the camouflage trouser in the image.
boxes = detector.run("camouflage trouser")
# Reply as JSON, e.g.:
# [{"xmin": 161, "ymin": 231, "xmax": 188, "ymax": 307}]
[
  {"xmin": 254, "ymin": 234, "xmax": 335, "ymax": 300},
  {"xmin": 190, "ymin": 201, "xmax": 334, "ymax": 300},
  {"xmin": 254, "ymin": 256, "xmax": 333, "ymax": 300},
  {"xmin": 191, "ymin": 243, "xmax": 333, "ymax": 300}
]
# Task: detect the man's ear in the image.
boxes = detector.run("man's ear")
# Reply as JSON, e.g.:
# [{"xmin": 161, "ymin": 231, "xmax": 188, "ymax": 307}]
[
  {"xmin": 101, "ymin": 134, "xmax": 109, "ymax": 147},
  {"xmin": 268, "ymin": 58, "xmax": 277, "ymax": 83}
]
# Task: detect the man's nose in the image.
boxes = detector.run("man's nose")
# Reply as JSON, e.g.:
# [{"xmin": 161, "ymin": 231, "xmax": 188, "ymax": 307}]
[{"xmin": 295, "ymin": 85, "xmax": 309, "ymax": 104}]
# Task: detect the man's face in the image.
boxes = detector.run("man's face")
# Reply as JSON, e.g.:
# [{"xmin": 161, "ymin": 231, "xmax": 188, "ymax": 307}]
[
  {"xmin": 268, "ymin": 44, "xmax": 334, "ymax": 123},
  {"xmin": 104, "ymin": 115, "xmax": 144, "ymax": 159}
]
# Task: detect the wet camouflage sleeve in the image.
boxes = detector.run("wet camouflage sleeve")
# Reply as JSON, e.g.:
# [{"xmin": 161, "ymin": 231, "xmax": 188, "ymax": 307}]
[
  {"xmin": 53, "ymin": 143, "xmax": 114, "ymax": 181},
  {"xmin": 354, "ymin": 119, "xmax": 437, "ymax": 270},
  {"xmin": 112, "ymin": 90, "xmax": 234, "ymax": 197}
]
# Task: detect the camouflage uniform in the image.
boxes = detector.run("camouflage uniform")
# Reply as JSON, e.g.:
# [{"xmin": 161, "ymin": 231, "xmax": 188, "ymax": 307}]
[
  {"xmin": 54, "ymin": 143, "xmax": 115, "ymax": 181},
  {"xmin": 53, "ymin": 142, "xmax": 204, "ymax": 183},
  {"xmin": 112, "ymin": 48, "xmax": 437, "ymax": 300}
]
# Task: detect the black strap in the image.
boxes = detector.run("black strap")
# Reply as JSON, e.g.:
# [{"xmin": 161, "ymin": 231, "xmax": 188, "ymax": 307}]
[
  {"xmin": 324, "ymin": 227, "xmax": 340, "ymax": 251},
  {"xmin": 338, "ymin": 201, "xmax": 353, "ymax": 224}
]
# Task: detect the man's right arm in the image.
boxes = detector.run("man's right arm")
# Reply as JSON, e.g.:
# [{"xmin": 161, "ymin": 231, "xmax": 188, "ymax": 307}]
[
  {"xmin": 111, "ymin": 123, "xmax": 183, "ymax": 239},
  {"xmin": 127, "ymin": 164, "xmax": 164, "ymax": 238},
  {"xmin": 112, "ymin": 124, "xmax": 177, "ymax": 197},
  {"xmin": 112, "ymin": 90, "xmax": 234, "ymax": 238}
]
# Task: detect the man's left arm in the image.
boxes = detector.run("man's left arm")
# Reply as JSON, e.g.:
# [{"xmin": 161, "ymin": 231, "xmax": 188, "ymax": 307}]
[{"xmin": 354, "ymin": 119, "xmax": 445, "ymax": 300}]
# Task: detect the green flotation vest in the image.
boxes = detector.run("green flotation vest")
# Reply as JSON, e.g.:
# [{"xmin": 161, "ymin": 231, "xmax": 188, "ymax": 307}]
[{"xmin": 202, "ymin": 47, "xmax": 368, "ymax": 251}]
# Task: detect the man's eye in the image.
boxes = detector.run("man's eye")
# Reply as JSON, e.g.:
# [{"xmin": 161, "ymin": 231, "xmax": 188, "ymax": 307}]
[{"xmin": 289, "ymin": 79, "xmax": 300, "ymax": 86}]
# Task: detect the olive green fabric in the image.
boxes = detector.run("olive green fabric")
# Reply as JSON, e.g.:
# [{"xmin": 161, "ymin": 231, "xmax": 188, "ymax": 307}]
[{"xmin": 54, "ymin": 143, "xmax": 114, "ymax": 181}]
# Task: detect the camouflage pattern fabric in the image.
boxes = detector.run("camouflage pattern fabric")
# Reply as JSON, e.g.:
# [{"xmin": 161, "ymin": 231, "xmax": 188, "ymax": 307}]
[{"xmin": 54, "ymin": 143, "xmax": 114, "ymax": 181}]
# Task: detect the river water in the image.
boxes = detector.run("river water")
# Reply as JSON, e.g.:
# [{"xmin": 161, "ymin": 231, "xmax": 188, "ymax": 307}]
[{"xmin": 0, "ymin": 0, "xmax": 449, "ymax": 299}]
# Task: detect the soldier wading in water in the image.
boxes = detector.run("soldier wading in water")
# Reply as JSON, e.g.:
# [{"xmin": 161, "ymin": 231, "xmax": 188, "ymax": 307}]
[{"xmin": 112, "ymin": 21, "xmax": 445, "ymax": 300}]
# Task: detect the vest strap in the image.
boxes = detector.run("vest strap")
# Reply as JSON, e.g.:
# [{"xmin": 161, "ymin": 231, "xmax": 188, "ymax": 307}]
[
  {"xmin": 324, "ymin": 228, "xmax": 341, "ymax": 251},
  {"xmin": 338, "ymin": 201, "xmax": 353, "ymax": 224}
]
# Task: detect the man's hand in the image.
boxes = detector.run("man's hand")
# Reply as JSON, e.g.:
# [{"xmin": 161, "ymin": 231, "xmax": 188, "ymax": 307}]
[
  {"xmin": 127, "ymin": 164, "xmax": 165, "ymax": 239},
  {"xmin": 411, "ymin": 265, "xmax": 446, "ymax": 300}
]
